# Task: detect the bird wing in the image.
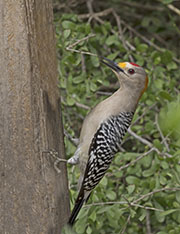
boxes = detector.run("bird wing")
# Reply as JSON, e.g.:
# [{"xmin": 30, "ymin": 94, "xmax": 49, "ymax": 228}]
[{"xmin": 82, "ymin": 112, "xmax": 134, "ymax": 191}]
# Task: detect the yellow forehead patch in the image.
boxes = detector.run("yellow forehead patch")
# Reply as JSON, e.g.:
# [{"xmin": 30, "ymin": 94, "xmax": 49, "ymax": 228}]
[{"xmin": 118, "ymin": 62, "xmax": 126, "ymax": 68}]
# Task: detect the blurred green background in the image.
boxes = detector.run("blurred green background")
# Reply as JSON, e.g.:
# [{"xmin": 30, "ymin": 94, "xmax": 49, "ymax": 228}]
[{"xmin": 53, "ymin": 0, "xmax": 180, "ymax": 233}]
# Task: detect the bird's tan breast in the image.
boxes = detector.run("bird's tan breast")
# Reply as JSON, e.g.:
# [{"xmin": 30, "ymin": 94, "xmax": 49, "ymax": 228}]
[{"xmin": 78, "ymin": 87, "xmax": 140, "ymax": 169}]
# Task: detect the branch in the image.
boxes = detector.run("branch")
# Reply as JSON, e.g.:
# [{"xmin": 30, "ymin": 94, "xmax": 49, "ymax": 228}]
[
  {"xmin": 146, "ymin": 210, "xmax": 152, "ymax": 234},
  {"xmin": 155, "ymin": 114, "xmax": 170, "ymax": 152},
  {"xmin": 79, "ymin": 8, "xmax": 113, "ymax": 19},
  {"xmin": 78, "ymin": 8, "xmax": 180, "ymax": 64},
  {"xmin": 167, "ymin": 4, "xmax": 180, "ymax": 16},
  {"xmin": 128, "ymin": 128, "xmax": 153, "ymax": 147},
  {"xmin": 75, "ymin": 101, "xmax": 91, "ymax": 110},
  {"xmin": 133, "ymin": 187, "xmax": 180, "ymax": 204},
  {"xmin": 66, "ymin": 34, "xmax": 97, "ymax": 56},
  {"xmin": 120, "ymin": 19, "xmax": 180, "ymax": 64},
  {"xmin": 84, "ymin": 200, "xmax": 163, "ymax": 212},
  {"xmin": 118, "ymin": 148, "xmax": 155, "ymax": 171},
  {"xmin": 118, "ymin": 0, "xmax": 164, "ymax": 11},
  {"xmin": 127, "ymin": 128, "xmax": 172, "ymax": 158},
  {"xmin": 121, "ymin": 213, "xmax": 131, "ymax": 234},
  {"xmin": 85, "ymin": 187, "xmax": 180, "ymax": 211}
]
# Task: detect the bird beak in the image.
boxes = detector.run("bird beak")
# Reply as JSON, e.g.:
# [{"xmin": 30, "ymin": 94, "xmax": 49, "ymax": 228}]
[{"xmin": 100, "ymin": 56, "xmax": 124, "ymax": 73}]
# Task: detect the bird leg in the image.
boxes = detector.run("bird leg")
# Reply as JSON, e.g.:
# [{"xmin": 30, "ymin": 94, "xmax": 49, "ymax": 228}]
[
  {"xmin": 42, "ymin": 149, "xmax": 67, "ymax": 173},
  {"xmin": 42, "ymin": 148, "xmax": 79, "ymax": 173}
]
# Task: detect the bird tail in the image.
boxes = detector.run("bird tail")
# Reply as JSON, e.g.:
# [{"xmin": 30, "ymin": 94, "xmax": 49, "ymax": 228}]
[{"xmin": 68, "ymin": 190, "xmax": 91, "ymax": 226}]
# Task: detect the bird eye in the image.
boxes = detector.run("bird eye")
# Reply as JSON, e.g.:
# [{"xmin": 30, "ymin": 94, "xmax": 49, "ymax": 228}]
[{"xmin": 128, "ymin": 68, "xmax": 135, "ymax": 75}]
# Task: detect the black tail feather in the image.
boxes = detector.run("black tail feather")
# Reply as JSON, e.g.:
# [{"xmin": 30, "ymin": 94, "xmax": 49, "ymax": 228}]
[{"xmin": 68, "ymin": 196, "xmax": 85, "ymax": 226}]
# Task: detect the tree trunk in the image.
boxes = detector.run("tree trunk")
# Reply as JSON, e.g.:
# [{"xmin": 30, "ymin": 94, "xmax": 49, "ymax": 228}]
[{"xmin": 0, "ymin": 0, "xmax": 70, "ymax": 233}]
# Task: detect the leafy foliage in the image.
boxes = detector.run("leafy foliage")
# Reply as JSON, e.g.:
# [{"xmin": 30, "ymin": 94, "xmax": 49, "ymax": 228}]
[{"xmin": 54, "ymin": 0, "xmax": 180, "ymax": 233}]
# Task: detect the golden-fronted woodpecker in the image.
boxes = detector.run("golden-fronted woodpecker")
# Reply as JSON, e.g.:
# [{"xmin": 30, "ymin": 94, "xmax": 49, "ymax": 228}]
[{"xmin": 68, "ymin": 57, "xmax": 148, "ymax": 225}]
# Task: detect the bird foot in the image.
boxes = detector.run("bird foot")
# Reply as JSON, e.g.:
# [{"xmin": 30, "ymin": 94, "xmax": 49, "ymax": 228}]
[{"xmin": 42, "ymin": 149, "xmax": 67, "ymax": 173}]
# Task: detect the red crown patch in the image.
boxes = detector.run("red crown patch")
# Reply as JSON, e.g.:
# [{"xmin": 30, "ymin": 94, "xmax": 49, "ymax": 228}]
[{"xmin": 130, "ymin": 62, "xmax": 140, "ymax": 67}]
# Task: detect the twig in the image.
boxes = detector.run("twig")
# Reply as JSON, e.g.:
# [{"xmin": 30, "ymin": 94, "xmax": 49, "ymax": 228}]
[
  {"xmin": 96, "ymin": 91, "xmax": 112, "ymax": 96},
  {"xmin": 84, "ymin": 200, "xmax": 163, "ymax": 212},
  {"xmin": 146, "ymin": 210, "xmax": 152, "ymax": 234},
  {"xmin": 53, "ymin": 0, "xmax": 85, "ymax": 10},
  {"xmin": 79, "ymin": 8, "xmax": 113, "ymax": 20},
  {"xmin": 118, "ymin": 148, "xmax": 155, "ymax": 171},
  {"xmin": 112, "ymin": 11, "xmax": 128, "ymax": 51},
  {"xmin": 86, "ymin": 0, "xmax": 94, "ymax": 14},
  {"xmin": 133, "ymin": 187, "xmax": 180, "ymax": 203},
  {"xmin": 86, "ymin": 187, "xmax": 180, "ymax": 210},
  {"xmin": 78, "ymin": 8, "xmax": 180, "ymax": 64},
  {"xmin": 155, "ymin": 114, "xmax": 170, "ymax": 152},
  {"xmin": 81, "ymin": 54, "xmax": 86, "ymax": 73},
  {"xmin": 75, "ymin": 101, "xmax": 90, "ymax": 110},
  {"xmin": 120, "ymin": 19, "xmax": 180, "ymax": 64},
  {"xmin": 167, "ymin": 4, "xmax": 180, "ymax": 16},
  {"xmin": 112, "ymin": 10, "xmax": 134, "ymax": 61},
  {"xmin": 64, "ymin": 130, "xmax": 79, "ymax": 146},
  {"xmin": 118, "ymin": 0, "xmax": 164, "ymax": 11},
  {"xmin": 132, "ymin": 103, "xmax": 157, "ymax": 126},
  {"xmin": 86, "ymin": 0, "xmax": 95, "ymax": 23},
  {"xmin": 66, "ymin": 34, "xmax": 97, "ymax": 56},
  {"xmin": 127, "ymin": 128, "xmax": 172, "ymax": 158},
  {"xmin": 128, "ymin": 128, "xmax": 153, "ymax": 147},
  {"xmin": 121, "ymin": 213, "xmax": 131, "ymax": 234}
]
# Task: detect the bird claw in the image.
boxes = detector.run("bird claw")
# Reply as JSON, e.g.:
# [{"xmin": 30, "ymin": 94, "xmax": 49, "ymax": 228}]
[{"xmin": 42, "ymin": 149, "xmax": 67, "ymax": 174}]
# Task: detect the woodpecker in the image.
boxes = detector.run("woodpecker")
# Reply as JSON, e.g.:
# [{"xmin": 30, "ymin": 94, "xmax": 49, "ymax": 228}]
[{"xmin": 67, "ymin": 57, "xmax": 148, "ymax": 225}]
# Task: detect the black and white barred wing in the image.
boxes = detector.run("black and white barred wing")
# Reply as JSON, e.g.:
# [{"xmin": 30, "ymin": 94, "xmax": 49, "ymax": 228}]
[{"xmin": 83, "ymin": 112, "xmax": 134, "ymax": 191}]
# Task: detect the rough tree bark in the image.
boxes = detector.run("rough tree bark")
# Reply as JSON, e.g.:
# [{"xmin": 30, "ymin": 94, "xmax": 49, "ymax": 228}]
[{"xmin": 0, "ymin": 0, "xmax": 70, "ymax": 233}]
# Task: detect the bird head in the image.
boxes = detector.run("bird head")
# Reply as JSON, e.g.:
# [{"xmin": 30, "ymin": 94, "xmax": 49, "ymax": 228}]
[{"xmin": 101, "ymin": 57, "xmax": 148, "ymax": 98}]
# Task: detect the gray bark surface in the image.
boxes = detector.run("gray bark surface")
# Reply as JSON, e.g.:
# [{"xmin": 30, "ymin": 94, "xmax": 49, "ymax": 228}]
[{"xmin": 0, "ymin": 1, "xmax": 70, "ymax": 233}]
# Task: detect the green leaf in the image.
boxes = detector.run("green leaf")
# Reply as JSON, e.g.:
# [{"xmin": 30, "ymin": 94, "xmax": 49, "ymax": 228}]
[
  {"xmin": 96, "ymin": 206, "xmax": 111, "ymax": 214},
  {"xmin": 66, "ymin": 96, "xmax": 75, "ymax": 106},
  {"xmin": 159, "ymin": 209, "xmax": 178, "ymax": 216},
  {"xmin": 142, "ymin": 167, "xmax": 156, "ymax": 177},
  {"xmin": 153, "ymin": 139, "xmax": 162, "ymax": 150},
  {"xmin": 62, "ymin": 20, "xmax": 76, "ymax": 29},
  {"xmin": 106, "ymin": 191, "xmax": 117, "ymax": 200},
  {"xmin": 137, "ymin": 44, "xmax": 148, "ymax": 52},
  {"xmin": 127, "ymin": 185, "xmax": 135, "ymax": 194},
  {"xmin": 176, "ymin": 191, "xmax": 180, "ymax": 203},
  {"xmin": 85, "ymin": 23, "xmax": 91, "ymax": 34},
  {"xmin": 86, "ymin": 226, "xmax": 92, "ymax": 234},
  {"xmin": 73, "ymin": 75, "xmax": 85, "ymax": 84},
  {"xmin": 105, "ymin": 35, "xmax": 118, "ymax": 46},
  {"xmin": 141, "ymin": 17, "xmax": 151, "ymax": 27},
  {"xmin": 161, "ymin": 50, "xmax": 173, "ymax": 65},
  {"xmin": 139, "ymin": 210, "xmax": 146, "ymax": 221},
  {"xmin": 154, "ymin": 56, "xmax": 161, "ymax": 65},
  {"xmin": 90, "ymin": 82, "xmax": 97, "ymax": 92},
  {"xmin": 155, "ymin": 201, "xmax": 164, "ymax": 221},
  {"xmin": 64, "ymin": 29, "xmax": 71, "ymax": 39},
  {"xmin": 89, "ymin": 210, "xmax": 96, "ymax": 222},
  {"xmin": 90, "ymin": 56, "xmax": 100, "ymax": 67},
  {"xmin": 100, "ymin": 176, "xmax": 108, "ymax": 186},
  {"xmin": 107, "ymin": 52, "xmax": 119, "ymax": 60},
  {"xmin": 161, "ymin": 161, "xmax": 169, "ymax": 170},
  {"xmin": 161, "ymin": 0, "xmax": 174, "ymax": 4},
  {"xmin": 159, "ymin": 91, "xmax": 173, "ymax": 101},
  {"xmin": 133, "ymin": 54, "xmax": 145, "ymax": 66},
  {"xmin": 160, "ymin": 175, "xmax": 167, "ymax": 185},
  {"xmin": 126, "ymin": 176, "xmax": 140, "ymax": 185},
  {"xmin": 157, "ymin": 232, "xmax": 168, "ymax": 234},
  {"xmin": 167, "ymin": 61, "xmax": 178, "ymax": 70}
]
